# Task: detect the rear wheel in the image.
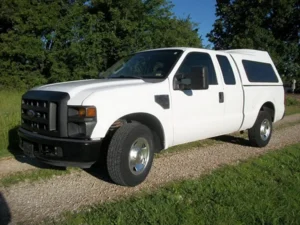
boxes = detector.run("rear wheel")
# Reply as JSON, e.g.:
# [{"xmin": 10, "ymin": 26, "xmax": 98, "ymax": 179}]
[
  {"xmin": 248, "ymin": 111, "xmax": 272, "ymax": 147},
  {"xmin": 107, "ymin": 122, "xmax": 154, "ymax": 186}
]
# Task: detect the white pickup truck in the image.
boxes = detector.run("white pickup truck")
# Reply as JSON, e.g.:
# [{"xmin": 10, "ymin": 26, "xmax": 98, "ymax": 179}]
[{"xmin": 19, "ymin": 47, "xmax": 285, "ymax": 186}]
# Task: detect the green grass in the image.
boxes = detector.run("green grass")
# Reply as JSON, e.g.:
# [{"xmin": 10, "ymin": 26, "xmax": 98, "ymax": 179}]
[
  {"xmin": 0, "ymin": 89, "xmax": 24, "ymax": 158},
  {"xmin": 276, "ymin": 119, "xmax": 300, "ymax": 130},
  {"xmin": 51, "ymin": 143, "xmax": 300, "ymax": 225},
  {"xmin": 286, "ymin": 96, "xmax": 300, "ymax": 106},
  {"xmin": 285, "ymin": 96, "xmax": 300, "ymax": 115},
  {"xmin": 0, "ymin": 167, "xmax": 76, "ymax": 187},
  {"xmin": 285, "ymin": 105, "xmax": 300, "ymax": 115}
]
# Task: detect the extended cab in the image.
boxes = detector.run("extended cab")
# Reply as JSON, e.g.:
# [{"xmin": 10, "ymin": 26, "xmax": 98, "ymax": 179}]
[{"xmin": 18, "ymin": 48, "xmax": 285, "ymax": 186}]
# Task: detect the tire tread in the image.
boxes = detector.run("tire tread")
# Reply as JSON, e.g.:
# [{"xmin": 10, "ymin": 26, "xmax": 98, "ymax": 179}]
[
  {"xmin": 248, "ymin": 111, "xmax": 272, "ymax": 147},
  {"xmin": 107, "ymin": 122, "xmax": 153, "ymax": 186}
]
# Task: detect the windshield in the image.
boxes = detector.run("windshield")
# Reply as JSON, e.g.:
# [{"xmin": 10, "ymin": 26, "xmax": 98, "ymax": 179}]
[{"xmin": 102, "ymin": 50, "xmax": 183, "ymax": 79}]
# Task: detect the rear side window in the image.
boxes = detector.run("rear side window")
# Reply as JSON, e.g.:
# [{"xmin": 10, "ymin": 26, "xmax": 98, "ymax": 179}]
[
  {"xmin": 242, "ymin": 60, "xmax": 278, "ymax": 83},
  {"xmin": 217, "ymin": 55, "xmax": 236, "ymax": 85}
]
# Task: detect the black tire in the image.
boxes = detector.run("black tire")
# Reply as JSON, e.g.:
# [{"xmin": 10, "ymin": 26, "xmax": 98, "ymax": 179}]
[
  {"xmin": 107, "ymin": 122, "xmax": 154, "ymax": 186},
  {"xmin": 248, "ymin": 111, "xmax": 273, "ymax": 147}
]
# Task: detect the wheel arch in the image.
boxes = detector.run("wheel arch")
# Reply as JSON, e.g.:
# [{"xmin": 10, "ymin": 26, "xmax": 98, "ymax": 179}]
[
  {"xmin": 107, "ymin": 112, "xmax": 165, "ymax": 153},
  {"xmin": 260, "ymin": 101, "xmax": 275, "ymax": 122}
]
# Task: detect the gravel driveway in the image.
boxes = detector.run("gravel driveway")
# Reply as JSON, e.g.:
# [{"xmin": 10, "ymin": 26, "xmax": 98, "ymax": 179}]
[{"xmin": 1, "ymin": 115, "xmax": 300, "ymax": 224}]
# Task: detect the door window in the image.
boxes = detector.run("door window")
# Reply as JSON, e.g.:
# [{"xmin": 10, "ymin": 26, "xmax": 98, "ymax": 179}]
[
  {"xmin": 216, "ymin": 55, "xmax": 236, "ymax": 85},
  {"xmin": 176, "ymin": 52, "xmax": 218, "ymax": 88}
]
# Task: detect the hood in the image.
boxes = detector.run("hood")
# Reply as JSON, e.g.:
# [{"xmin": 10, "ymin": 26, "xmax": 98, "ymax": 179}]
[{"xmin": 32, "ymin": 79, "xmax": 147, "ymax": 98}]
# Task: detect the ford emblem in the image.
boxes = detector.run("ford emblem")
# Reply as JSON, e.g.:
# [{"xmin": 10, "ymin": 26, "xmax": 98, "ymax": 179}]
[{"xmin": 27, "ymin": 110, "xmax": 36, "ymax": 118}]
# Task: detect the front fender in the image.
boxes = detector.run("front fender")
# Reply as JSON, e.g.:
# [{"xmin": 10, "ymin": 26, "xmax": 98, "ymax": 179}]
[{"xmin": 82, "ymin": 86, "xmax": 173, "ymax": 148}]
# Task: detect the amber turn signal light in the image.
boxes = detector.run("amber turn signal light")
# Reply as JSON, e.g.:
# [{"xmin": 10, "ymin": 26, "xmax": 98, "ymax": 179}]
[
  {"xmin": 86, "ymin": 107, "xmax": 96, "ymax": 117},
  {"xmin": 77, "ymin": 107, "xmax": 96, "ymax": 118}
]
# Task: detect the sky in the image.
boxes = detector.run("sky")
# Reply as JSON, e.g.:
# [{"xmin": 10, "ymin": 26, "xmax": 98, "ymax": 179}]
[{"xmin": 171, "ymin": 0, "xmax": 217, "ymax": 47}]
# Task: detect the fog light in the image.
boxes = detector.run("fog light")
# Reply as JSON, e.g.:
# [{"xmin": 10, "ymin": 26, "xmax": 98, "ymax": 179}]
[{"xmin": 54, "ymin": 147, "xmax": 63, "ymax": 157}]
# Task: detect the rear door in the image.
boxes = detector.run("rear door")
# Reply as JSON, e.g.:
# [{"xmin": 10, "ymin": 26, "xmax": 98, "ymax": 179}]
[{"xmin": 215, "ymin": 53, "xmax": 244, "ymax": 133}]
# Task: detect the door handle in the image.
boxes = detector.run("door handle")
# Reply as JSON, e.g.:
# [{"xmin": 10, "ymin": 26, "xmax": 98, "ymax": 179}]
[{"xmin": 219, "ymin": 92, "xmax": 224, "ymax": 103}]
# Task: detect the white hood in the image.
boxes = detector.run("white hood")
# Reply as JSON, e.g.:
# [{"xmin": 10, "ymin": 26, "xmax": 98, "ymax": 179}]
[
  {"xmin": 32, "ymin": 79, "xmax": 146, "ymax": 97},
  {"xmin": 31, "ymin": 78, "xmax": 158, "ymax": 105}
]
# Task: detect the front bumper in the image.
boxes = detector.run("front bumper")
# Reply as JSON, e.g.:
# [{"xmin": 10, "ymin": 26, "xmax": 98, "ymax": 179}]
[{"xmin": 18, "ymin": 128, "xmax": 102, "ymax": 168}]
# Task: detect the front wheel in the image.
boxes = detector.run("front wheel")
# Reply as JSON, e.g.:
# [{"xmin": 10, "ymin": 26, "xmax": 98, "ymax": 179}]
[
  {"xmin": 248, "ymin": 111, "xmax": 273, "ymax": 147},
  {"xmin": 107, "ymin": 122, "xmax": 154, "ymax": 186}
]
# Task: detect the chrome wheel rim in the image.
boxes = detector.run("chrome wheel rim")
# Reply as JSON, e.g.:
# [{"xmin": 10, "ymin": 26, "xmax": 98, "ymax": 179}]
[
  {"xmin": 260, "ymin": 119, "xmax": 271, "ymax": 141},
  {"xmin": 128, "ymin": 138, "xmax": 150, "ymax": 175}
]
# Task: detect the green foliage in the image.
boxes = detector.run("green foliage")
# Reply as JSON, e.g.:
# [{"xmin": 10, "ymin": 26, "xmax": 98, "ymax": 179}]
[
  {"xmin": 52, "ymin": 143, "xmax": 300, "ymax": 225},
  {"xmin": 286, "ymin": 96, "xmax": 300, "ymax": 106},
  {"xmin": 0, "ymin": 0, "xmax": 201, "ymax": 89},
  {"xmin": 208, "ymin": 0, "xmax": 300, "ymax": 79}
]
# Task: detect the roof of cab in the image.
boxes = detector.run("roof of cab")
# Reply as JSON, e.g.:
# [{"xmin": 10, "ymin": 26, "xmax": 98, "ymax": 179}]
[
  {"xmin": 221, "ymin": 49, "xmax": 270, "ymax": 58},
  {"xmin": 138, "ymin": 47, "xmax": 190, "ymax": 53},
  {"xmin": 139, "ymin": 47, "xmax": 269, "ymax": 58}
]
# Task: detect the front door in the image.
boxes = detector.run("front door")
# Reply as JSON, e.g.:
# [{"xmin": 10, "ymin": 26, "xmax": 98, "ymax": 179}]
[{"xmin": 170, "ymin": 51, "xmax": 225, "ymax": 146}]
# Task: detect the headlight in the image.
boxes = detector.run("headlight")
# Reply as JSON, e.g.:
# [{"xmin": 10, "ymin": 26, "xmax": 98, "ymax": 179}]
[{"xmin": 67, "ymin": 106, "xmax": 97, "ymax": 138}]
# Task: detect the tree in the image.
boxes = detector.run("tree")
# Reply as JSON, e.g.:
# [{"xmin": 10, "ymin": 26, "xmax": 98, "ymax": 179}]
[
  {"xmin": 208, "ymin": 0, "xmax": 300, "ymax": 81},
  {"xmin": 0, "ymin": 0, "xmax": 202, "ymax": 89}
]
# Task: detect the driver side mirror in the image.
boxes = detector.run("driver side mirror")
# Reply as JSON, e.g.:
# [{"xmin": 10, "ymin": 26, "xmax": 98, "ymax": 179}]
[
  {"xmin": 177, "ymin": 77, "xmax": 192, "ymax": 90},
  {"xmin": 173, "ymin": 66, "xmax": 209, "ymax": 90}
]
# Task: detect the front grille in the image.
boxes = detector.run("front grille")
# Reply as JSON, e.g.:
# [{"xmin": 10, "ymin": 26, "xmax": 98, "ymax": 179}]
[
  {"xmin": 21, "ymin": 99, "xmax": 57, "ymax": 134},
  {"xmin": 20, "ymin": 90, "xmax": 70, "ymax": 137}
]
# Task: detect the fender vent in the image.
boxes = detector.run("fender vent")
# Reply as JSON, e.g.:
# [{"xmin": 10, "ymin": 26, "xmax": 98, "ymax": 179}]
[{"xmin": 155, "ymin": 95, "xmax": 170, "ymax": 109}]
